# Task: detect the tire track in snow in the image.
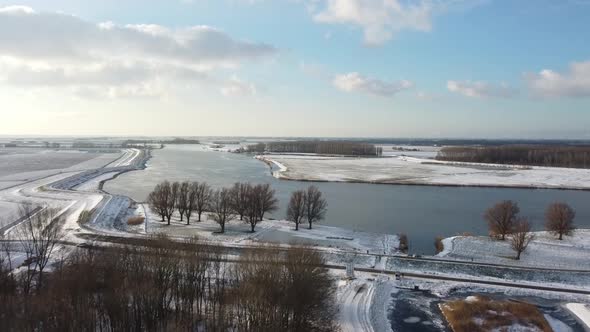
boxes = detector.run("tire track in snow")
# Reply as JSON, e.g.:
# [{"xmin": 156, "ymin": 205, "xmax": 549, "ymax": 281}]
[{"xmin": 340, "ymin": 280, "xmax": 375, "ymax": 332}]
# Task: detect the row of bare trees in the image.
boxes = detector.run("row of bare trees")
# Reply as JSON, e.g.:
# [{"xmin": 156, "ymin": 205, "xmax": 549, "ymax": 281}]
[
  {"xmin": 436, "ymin": 145, "xmax": 590, "ymax": 168},
  {"xmin": 148, "ymin": 181, "xmax": 280, "ymax": 233},
  {"xmin": 147, "ymin": 181, "xmax": 211, "ymax": 225},
  {"xmin": 148, "ymin": 181, "xmax": 331, "ymax": 233},
  {"xmin": 484, "ymin": 200, "xmax": 576, "ymax": 259},
  {"xmin": 247, "ymin": 140, "xmax": 383, "ymax": 156},
  {"xmin": 0, "ymin": 234, "xmax": 338, "ymax": 331}
]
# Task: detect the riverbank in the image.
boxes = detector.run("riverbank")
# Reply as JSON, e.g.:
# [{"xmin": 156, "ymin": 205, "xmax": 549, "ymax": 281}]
[
  {"xmin": 135, "ymin": 207, "xmax": 400, "ymax": 256},
  {"xmin": 258, "ymin": 154, "xmax": 590, "ymax": 191}
]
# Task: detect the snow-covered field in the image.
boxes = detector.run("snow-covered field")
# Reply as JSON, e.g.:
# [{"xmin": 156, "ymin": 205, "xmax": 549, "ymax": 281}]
[
  {"xmin": 0, "ymin": 148, "xmax": 124, "ymax": 195},
  {"xmin": 259, "ymin": 154, "xmax": 590, "ymax": 190},
  {"xmin": 0, "ymin": 148, "xmax": 119, "ymax": 177},
  {"xmin": 438, "ymin": 230, "xmax": 590, "ymax": 270}
]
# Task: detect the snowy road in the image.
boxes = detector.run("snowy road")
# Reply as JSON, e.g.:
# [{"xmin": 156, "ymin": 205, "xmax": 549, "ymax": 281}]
[{"xmin": 339, "ymin": 280, "xmax": 376, "ymax": 332}]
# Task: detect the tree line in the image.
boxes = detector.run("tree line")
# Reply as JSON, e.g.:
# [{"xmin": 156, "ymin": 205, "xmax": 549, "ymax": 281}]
[
  {"xmin": 245, "ymin": 141, "xmax": 383, "ymax": 156},
  {"xmin": 436, "ymin": 145, "xmax": 590, "ymax": 168},
  {"xmin": 148, "ymin": 181, "xmax": 328, "ymax": 233},
  {"xmin": 0, "ymin": 234, "xmax": 337, "ymax": 331}
]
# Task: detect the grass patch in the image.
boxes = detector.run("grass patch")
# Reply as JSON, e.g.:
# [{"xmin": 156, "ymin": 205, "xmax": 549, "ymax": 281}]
[
  {"xmin": 127, "ymin": 216, "xmax": 145, "ymax": 226},
  {"xmin": 440, "ymin": 295, "xmax": 551, "ymax": 332}
]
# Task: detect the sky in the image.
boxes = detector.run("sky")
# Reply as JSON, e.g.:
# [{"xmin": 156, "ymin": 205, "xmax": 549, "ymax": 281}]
[{"xmin": 0, "ymin": 0, "xmax": 589, "ymax": 138}]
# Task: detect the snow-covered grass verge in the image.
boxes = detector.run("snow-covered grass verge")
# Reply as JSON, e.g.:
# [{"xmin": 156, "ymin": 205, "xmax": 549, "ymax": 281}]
[
  {"xmin": 258, "ymin": 154, "xmax": 590, "ymax": 190},
  {"xmin": 438, "ymin": 230, "xmax": 590, "ymax": 270}
]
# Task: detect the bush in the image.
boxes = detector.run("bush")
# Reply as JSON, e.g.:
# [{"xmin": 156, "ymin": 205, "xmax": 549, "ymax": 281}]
[
  {"xmin": 127, "ymin": 216, "xmax": 145, "ymax": 225},
  {"xmin": 77, "ymin": 210, "xmax": 94, "ymax": 224},
  {"xmin": 398, "ymin": 233, "xmax": 408, "ymax": 253},
  {"xmin": 440, "ymin": 296, "xmax": 552, "ymax": 332},
  {"xmin": 434, "ymin": 236, "xmax": 444, "ymax": 254}
]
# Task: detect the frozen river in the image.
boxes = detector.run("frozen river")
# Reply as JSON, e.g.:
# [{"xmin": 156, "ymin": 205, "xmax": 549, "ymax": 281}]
[{"xmin": 105, "ymin": 145, "xmax": 590, "ymax": 254}]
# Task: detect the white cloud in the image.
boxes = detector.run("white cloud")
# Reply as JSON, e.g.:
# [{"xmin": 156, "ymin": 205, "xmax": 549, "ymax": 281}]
[
  {"xmin": 525, "ymin": 61, "xmax": 590, "ymax": 98},
  {"xmin": 0, "ymin": 6, "xmax": 276, "ymax": 98},
  {"xmin": 447, "ymin": 80, "xmax": 518, "ymax": 98},
  {"xmin": 220, "ymin": 76, "xmax": 257, "ymax": 96},
  {"xmin": 309, "ymin": 0, "xmax": 482, "ymax": 45},
  {"xmin": 333, "ymin": 72, "xmax": 413, "ymax": 97}
]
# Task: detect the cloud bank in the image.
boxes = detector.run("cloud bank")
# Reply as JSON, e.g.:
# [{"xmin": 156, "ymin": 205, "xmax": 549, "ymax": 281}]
[
  {"xmin": 525, "ymin": 61, "xmax": 590, "ymax": 98},
  {"xmin": 0, "ymin": 6, "xmax": 276, "ymax": 98}
]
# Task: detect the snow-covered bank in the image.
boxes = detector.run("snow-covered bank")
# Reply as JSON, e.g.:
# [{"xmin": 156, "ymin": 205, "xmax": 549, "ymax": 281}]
[
  {"xmin": 437, "ymin": 230, "xmax": 590, "ymax": 270},
  {"xmin": 258, "ymin": 154, "xmax": 590, "ymax": 190},
  {"xmin": 565, "ymin": 303, "xmax": 590, "ymax": 330},
  {"xmin": 143, "ymin": 208, "xmax": 399, "ymax": 255}
]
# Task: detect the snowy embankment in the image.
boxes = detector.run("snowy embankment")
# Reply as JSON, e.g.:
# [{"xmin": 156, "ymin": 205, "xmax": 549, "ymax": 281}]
[
  {"xmin": 437, "ymin": 230, "xmax": 590, "ymax": 270},
  {"xmin": 257, "ymin": 154, "xmax": 590, "ymax": 190}
]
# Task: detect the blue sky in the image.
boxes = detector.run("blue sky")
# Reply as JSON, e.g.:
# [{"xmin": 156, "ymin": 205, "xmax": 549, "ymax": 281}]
[{"xmin": 0, "ymin": 0, "xmax": 589, "ymax": 138}]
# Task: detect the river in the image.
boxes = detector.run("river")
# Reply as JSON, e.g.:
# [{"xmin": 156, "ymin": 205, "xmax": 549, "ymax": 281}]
[{"xmin": 105, "ymin": 145, "xmax": 590, "ymax": 254}]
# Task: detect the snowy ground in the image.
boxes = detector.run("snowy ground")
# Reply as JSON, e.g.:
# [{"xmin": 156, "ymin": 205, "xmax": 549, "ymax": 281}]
[
  {"xmin": 438, "ymin": 230, "xmax": 590, "ymax": 270},
  {"xmin": 258, "ymin": 154, "xmax": 590, "ymax": 190},
  {"xmin": 140, "ymin": 207, "xmax": 399, "ymax": 254}
]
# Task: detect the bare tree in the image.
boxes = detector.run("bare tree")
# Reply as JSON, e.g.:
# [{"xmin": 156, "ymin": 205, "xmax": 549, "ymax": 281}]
[
  {"xmin": 162, "ymin": 182, "xmax": 176, "ymax": 225},
  {"xmin": 176, "ymin": 181, "xmax": 190, "ymax": 222},
  {"xmin": 244, "ymin": 185, "xmax": 261, "ymax": 232},
  {"xmin": 147, "ymin": 185, "xmax": 166, "ymax": 222},
  {"xmin": 147, "ymin": 181, "xmax": 176, "ymax": 224},
  {"xmin": 184, "ymin": 182, "xmax": 200, "ymax": 225},
  {"xmin": 545, "ymin": 202, "xmax": 575, "ymax": 240},
  {"xmin": 171, "ymin": 181, "xmax": 180, "ymax": 219},
  {"xmin": 484, "ymin": 200, "xmax": 520, "ymax": 240},
  {"xmin": 210, "ymin": 188, "xmax": 235, "ymax": 234},
  {"xmin": 16, "ymin": 205, "xmax": 64, "ymax": 292},
  {"xmin": 286, "ymin": 190, "xmax": 306, "ymax": 231},
  {"xmin": 0, "ymin": 228, "xmax": 13, "ymax": 272},
  {"xmin": 511, "ymin": 218, "xmax": 534, "ymax": 260},
  {"xmin": 304, "ymin": 186, "xmax": 327, "ymax": 230},
  {"xmin": 194, "ymin": 182, "xmax": 212, "ymax": 222},
  {"xmin": 256, "ymin": 183, "xmax": 278, "ymax": 221},
  {"xmin": 230, "ymin": 182, "xmax": 251, "ymax": 221}
]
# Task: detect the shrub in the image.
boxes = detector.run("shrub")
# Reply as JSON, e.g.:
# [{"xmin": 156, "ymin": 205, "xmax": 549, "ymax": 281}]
[
  {"xmin": 77, "ymin": 210, "xmax": 94, "ymax": 224},
  {"xmin": 127, "ymin": 216, "xmax": 145, "ymax": 226},
  {"xmin": 440, "ymin": 296, "xmax": 552, "ymax": 332}
]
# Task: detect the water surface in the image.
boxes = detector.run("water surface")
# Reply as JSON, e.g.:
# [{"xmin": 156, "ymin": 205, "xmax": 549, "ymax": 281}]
[{"xmin": 105, "ymin": 145, "xmax": 590, "ymax": 254}]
